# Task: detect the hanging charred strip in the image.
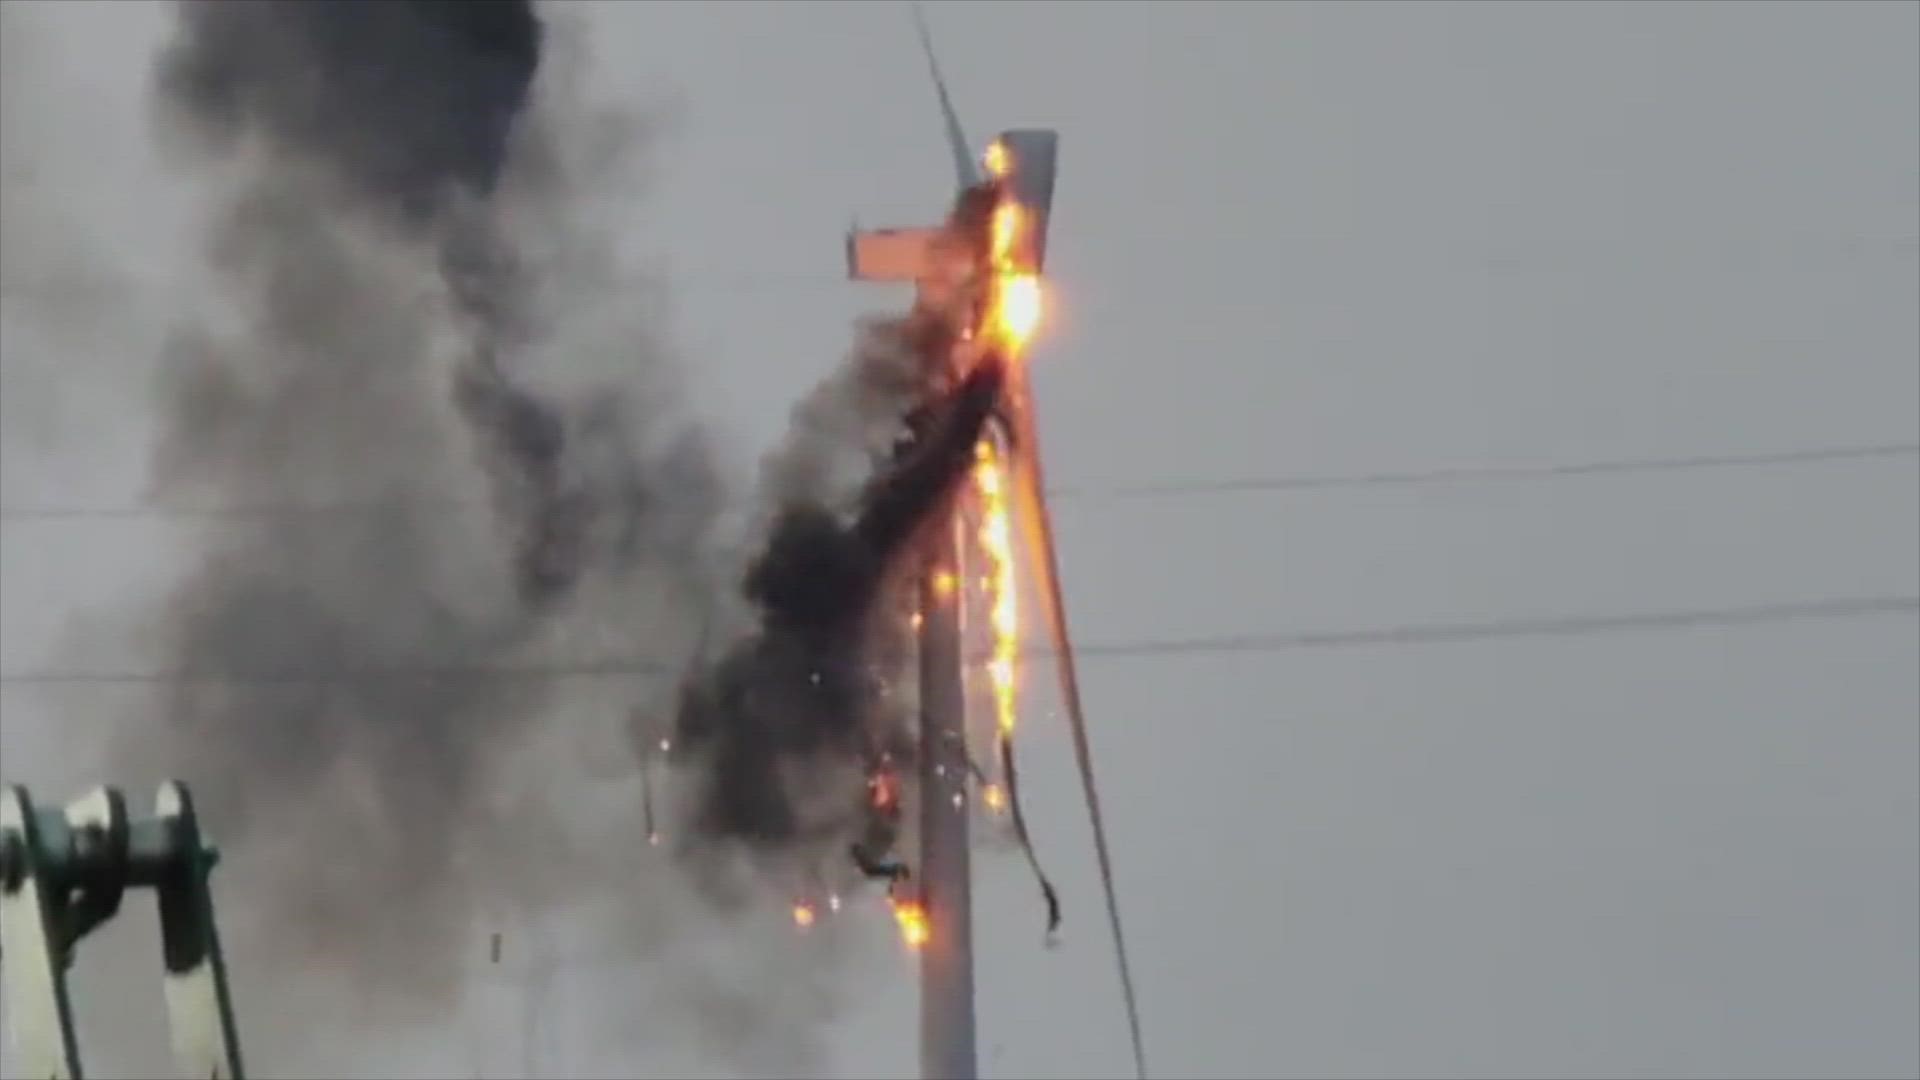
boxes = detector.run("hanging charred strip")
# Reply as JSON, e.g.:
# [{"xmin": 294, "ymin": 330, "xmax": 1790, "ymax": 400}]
[{"xmin": 997, "ymin": 735, "xmax": 1061, "ymax": 938}]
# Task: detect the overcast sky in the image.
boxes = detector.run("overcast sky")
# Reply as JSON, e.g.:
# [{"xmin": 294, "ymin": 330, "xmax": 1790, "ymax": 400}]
[{"xmin": 2, "ymin": 2, "xmax": 1916, "ymax": 1078}]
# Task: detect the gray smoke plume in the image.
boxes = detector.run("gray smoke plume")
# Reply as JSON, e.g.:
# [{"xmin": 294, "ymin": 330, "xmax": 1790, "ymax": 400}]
[
  {"xmin": 152, "ymin": 0, "xmax": 711, "ymax": 604},
  {"xmin": 102, "ymin": 0, "xmax": 741, "ymax": 1061},
  {"xmin": 70, "ymin": 0, "xmax": 981, "ymax": 1072}
]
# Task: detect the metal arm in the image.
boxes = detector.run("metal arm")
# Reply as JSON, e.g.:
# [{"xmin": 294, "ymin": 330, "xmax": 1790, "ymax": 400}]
[{"xmin": 0, "ymin": 781, "xmax": 245, "ymax": 1080}]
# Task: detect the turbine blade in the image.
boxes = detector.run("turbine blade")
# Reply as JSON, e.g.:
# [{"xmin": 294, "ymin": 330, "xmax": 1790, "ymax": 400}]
[
  {"xmin": 910, "ymin": 2, "xmax": 979, "ymax": 188},
  {"xmin": 1003, "ymin": 364, "xmax": 1149, "ymax": 1080}
]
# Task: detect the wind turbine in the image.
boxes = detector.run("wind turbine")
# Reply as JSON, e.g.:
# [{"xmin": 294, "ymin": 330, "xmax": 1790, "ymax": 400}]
[{"xmin": 844, "ymin": 9, "xmax": 1146, "ymax": 1078}]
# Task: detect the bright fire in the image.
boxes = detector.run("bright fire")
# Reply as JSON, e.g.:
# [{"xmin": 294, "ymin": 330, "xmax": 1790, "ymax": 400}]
[
  {"xmin": 891, "ymin": 898, "xmax": 931, "ymax": 949},
  {"xmin": 985, "ymin": 199, "xmax": 1042, "ymax": 353},
  {"xmin": 997, "ymin": 274, "xmax": 1043, "ymax": 346},
  {"xmin": 973, "ymin": 439, "xmax": 1019, "ymax": 739},
  {"xmin": 866, "ymin": 140, "xmax": 1046, "ymax": 955},
  {"xmin": 983, "ymin": 140, "xmax": 1011, "ymax": 179},
  {"xmin": 969, "ymin": 142, "xmax": 1046, "ymax": 823},
  {"xmin": 975, "ymin": 141, "xmax": 1052, "ymax": 772}
]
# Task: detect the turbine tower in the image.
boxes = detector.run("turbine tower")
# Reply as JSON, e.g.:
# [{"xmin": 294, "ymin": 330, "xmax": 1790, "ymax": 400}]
[{"xmin": 917, "ymin": 523, "xmax": 977, "ymax": 1080}]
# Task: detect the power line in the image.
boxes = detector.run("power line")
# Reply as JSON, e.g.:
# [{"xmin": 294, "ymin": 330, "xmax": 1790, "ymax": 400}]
[
  {"xmin": 1064, "ymin": 595, "xmax": 1918, "ymax": 659},
  {"xmin": 3, "ymin": 595, "xmax": 1909, "ymax": 688},
  {"xmin": 1, "ymin": 442, "xmax": 1911, "ymax": 523},
  {"xmin": 1058, "ymin": 442, "xmax": 1920, "ymax": 501}
]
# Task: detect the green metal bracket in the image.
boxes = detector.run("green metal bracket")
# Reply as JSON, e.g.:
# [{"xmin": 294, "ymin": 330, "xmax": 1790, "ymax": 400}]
[{"xmin": 0, "ymin": 781, "xmax": 245, "ymax": 1080}]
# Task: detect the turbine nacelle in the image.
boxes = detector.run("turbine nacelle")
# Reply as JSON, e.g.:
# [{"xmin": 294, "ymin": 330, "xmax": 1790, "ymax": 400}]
[{"xmin": 844, "ymin": 127, "xmax": 1060, "ymax": 287}]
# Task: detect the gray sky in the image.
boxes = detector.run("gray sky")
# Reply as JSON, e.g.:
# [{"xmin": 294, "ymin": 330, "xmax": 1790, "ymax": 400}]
[{"xmin": 3, "ymin": 2, "xmax": 1916, "ymax": 1078}]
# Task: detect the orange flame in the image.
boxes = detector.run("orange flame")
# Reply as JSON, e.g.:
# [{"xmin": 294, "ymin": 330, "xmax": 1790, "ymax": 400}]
[
  {"xmin": 973, "ymin": 439, "xmax": 1019, "ymax": 740},
  {"xmin": 983, "ymin": 140, "xmax": 1011, "ymax": 179},
  {"xmin": 996, "ymin": 274, "xmax": 1042, "ymax": 347},
  {"xmin": 891, "ymin": 898, "xmax": 931, "ymax": 949},
  {"xmin": 990, "ymin": 200, "xmax": 1022, "ymax": 263},
  {"xmin": 792, "ymin": 902, "xmax": 816, "ymax": 929},
  {"xmin": 984, "ymin": 200, "xmax": 1043, "ymax": 352},
  {"xmin": 968, "ymin": 177, "xmax": 1048, "ymax": 811}
]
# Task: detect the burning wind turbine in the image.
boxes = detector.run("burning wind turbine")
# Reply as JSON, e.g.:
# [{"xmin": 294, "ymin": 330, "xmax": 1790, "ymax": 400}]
[
  {"xmin": 659, "ymin": 9, "xmax": 1144, "ymax": 1076},
  {"xmin": 846, "ymin": 126, "xmax": 1071, "ymax": 932},
  {"xmin": 842, "ymin": 11, "xmax": 1148, "ymax": 1077}
]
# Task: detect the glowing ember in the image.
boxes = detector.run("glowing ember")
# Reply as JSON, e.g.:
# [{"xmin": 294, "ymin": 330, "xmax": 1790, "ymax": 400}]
[
  {"xmin": 792, "ymin": 902, "xmax": 816, "ymax": 929},
  {"xmin": 982, "ymin": 783, "xmax": 1006, "ymax": 812},
  {"xmin": 933, "ymin": 569, "xmax": 958, "ymax": 599},
  {"xmin": 891, "ymin": 899, "xmax": 931, "ymax": 949}
]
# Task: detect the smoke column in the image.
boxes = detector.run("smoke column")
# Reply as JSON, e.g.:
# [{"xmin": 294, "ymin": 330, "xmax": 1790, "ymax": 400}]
[
  {"xmin": 90, "ymin": 0, "xmax": 758, "ymax": 1068},
  {"xmin": 3, "ymin": 0, "xmax": 977, "ymax": 1072}
]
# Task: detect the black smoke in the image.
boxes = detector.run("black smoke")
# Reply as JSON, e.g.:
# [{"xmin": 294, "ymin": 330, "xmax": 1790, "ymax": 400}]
[
  {"xmin": 155, "ymin": 0, "xmax": 683, "ymax": 606},
  {"xmin": 672, "ymin": 352, "xmax": 1005, "ymax": 873},
  {"xmin": 159, "ymin": 0, "xmax": 540, "ymax": 213},
  {"xmin": 98, "ymin": 0, "xmax": 992, "ymax": 1069},
  {"xmin": 113, "ymin": 0, "xmax": 722, "ymax": 1035}
]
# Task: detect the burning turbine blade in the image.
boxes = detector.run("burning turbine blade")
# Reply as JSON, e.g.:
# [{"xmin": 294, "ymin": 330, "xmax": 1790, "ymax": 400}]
[
  {"xmin": 1002, "ymin": 356, "xmax": 1151, "ymax": 1080},
  {"xmin": 1000, "ymin": 366, "xmax": 1077, "ymax": 738}
]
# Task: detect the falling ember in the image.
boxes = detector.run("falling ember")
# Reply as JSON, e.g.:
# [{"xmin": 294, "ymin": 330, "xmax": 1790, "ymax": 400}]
[
  {"xmin": 982, "ymin": 783, "xmax": 1007, "ymax": 812},
  {"xmin": 892, "ymin": 898, "xmax": 931, "ymax": 949},
  {"xmin": 792, "ymin": 902, "xmax": 817, "ymax": 929}
]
